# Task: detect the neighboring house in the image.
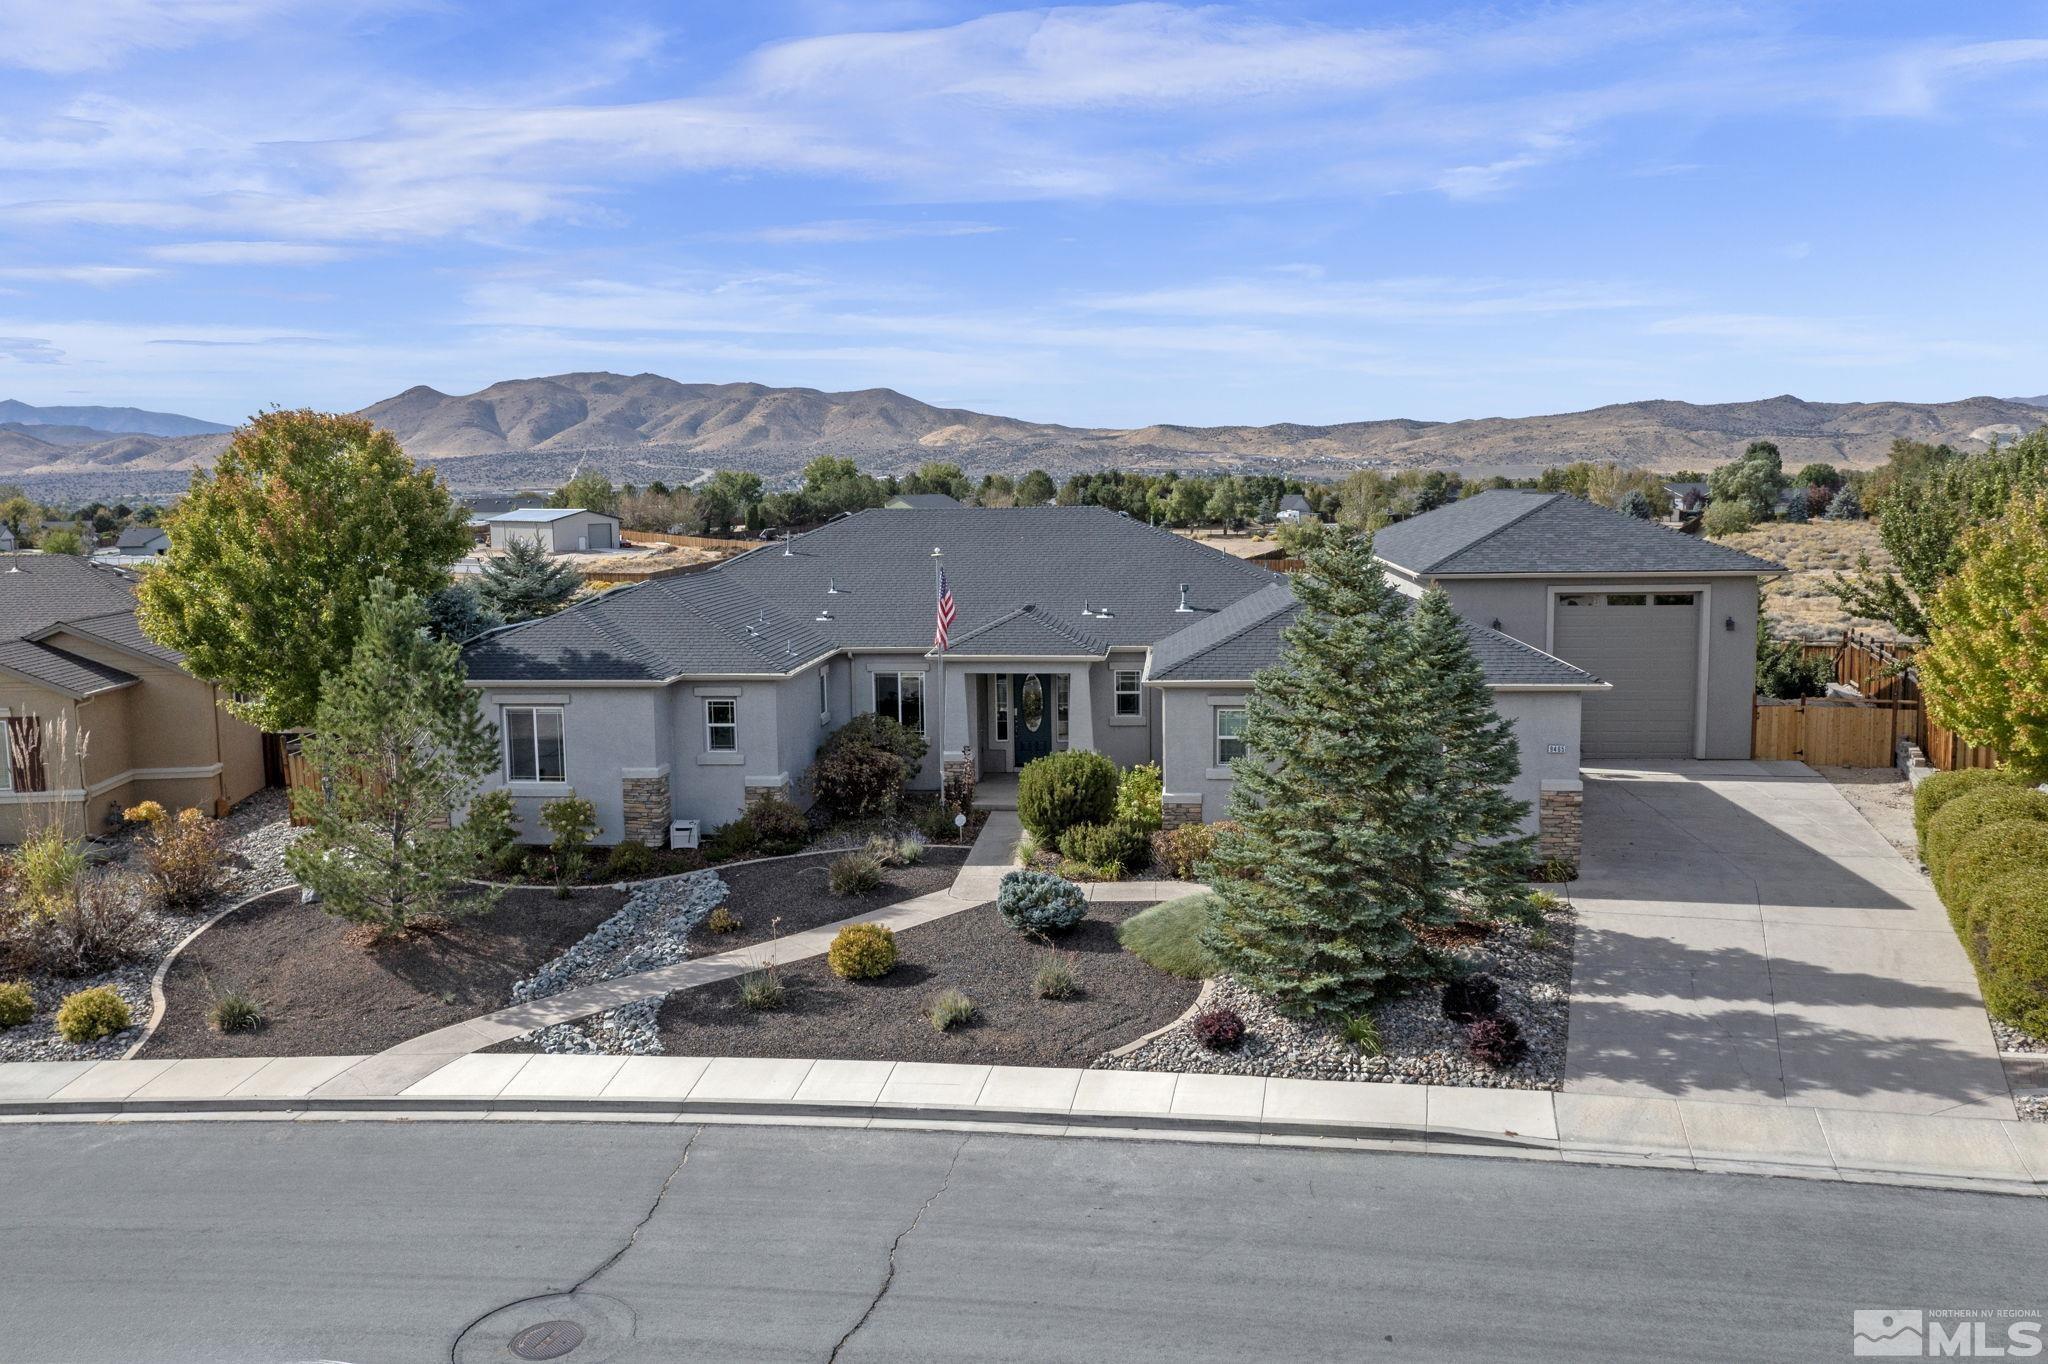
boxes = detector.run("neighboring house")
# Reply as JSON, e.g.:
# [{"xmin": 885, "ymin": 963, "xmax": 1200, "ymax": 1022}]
[
  {"xmin": 1663, "ymin": 482, "xmax": 1710, "ymax": 525},
  {"xmin": 1274, "ymin": 494, "xmax": 1318, "ymax": 523},
  {"xmin": 1371, "ymin": 490, "xmax": 1782, "ymax": 762},
  {"xmin": 0, "ymin": 556, "xmax": 264, "ymax": 841},
  {"xmin": 462, "ymin": 506, "xmax": 1608, "ymax": 863},
  {"xmin": 113, "ymin": 526, "xmax": 170, "ymax": 557},
  {"xmin": 486, "ymin": 507, "xmax": 622, "ymax": 553},
  {"xmin": 0, "ymin": 526, "xmax": 14, "ymax": 552},
  {"xmin": 884, "ymin": 493, "xmax": 963, "ymax": 510}
]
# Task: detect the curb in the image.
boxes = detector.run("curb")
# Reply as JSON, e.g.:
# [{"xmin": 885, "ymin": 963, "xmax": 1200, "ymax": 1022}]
[{"xmin": 123, "ymin": 885, "xmax": 298, "ymax": 1061}]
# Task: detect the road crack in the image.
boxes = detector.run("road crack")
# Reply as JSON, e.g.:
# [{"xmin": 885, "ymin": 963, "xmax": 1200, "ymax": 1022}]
[
  {"xmin": 571, "ymin": 1124, "xmax": 702, "ymax": 1293},
  {"xmin": 827, "ymin": 1135, "xmax": 970, "ymax": 1362}
]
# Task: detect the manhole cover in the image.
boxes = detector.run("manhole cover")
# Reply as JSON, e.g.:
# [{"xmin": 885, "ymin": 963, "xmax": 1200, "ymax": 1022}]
[{"xmin": 510, "ymin": 1319, "xmax": 586, "ymax": 1360}]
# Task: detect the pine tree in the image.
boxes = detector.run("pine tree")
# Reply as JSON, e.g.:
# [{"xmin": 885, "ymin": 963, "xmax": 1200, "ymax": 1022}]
[
  {"xmin": 477, "ymin": 538, "xmax": 582, "ymax": 621},
  {"xmin": 285, "ymin": 582, "xmax": 501, "ymax": 932},
  {"xmin": 1408, "ymin": 590, "xmax": 1537, "ymax": 920},
  {"xmin": 1202, "ymin": 530, "xmax": 1450, "ymax": 1019}
]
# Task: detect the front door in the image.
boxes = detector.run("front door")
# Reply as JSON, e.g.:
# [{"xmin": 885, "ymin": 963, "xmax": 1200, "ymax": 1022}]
[{"xmin": 1013, "ymin": 672, "xmax": 1054, "ymax": 766}]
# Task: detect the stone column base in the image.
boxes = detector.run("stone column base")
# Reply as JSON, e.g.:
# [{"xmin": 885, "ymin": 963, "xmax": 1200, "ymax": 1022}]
[
  {"xmin": 942, "ymin": 754, "xmax": 977, "ymax": 812},
  {"xmin": 1538, "ymin": 779, "xmax": 1583, "ymax": 871},
  {"xmin": 621, "ymin": 765, "xmax": 671, "ymax": 847},
  {"xmin": 1162, "ymin": 797, "xmax": 1205, "ymax": 829}
]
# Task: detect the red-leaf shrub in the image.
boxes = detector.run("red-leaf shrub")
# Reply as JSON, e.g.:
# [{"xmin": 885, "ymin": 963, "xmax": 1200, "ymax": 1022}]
[
  {"xmin": 1465, "ymin": 1015, "xmax": 1527, "ymax": 1068},
  {"xmin": 1191, "ymin": 1006, "xmax": 1246, "ymax": 1051}
]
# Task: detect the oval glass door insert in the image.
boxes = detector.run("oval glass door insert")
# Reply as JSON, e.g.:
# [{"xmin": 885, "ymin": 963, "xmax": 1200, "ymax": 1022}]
[{"xmin": 1019, "ymin": 674, "xmax": 1044, "ymax": 732}]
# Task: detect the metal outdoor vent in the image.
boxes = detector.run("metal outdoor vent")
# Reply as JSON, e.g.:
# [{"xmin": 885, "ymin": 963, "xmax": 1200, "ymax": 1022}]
[{"xmin": 1176, "ymin": 582, "xmax": 1193, "ymax": 613}]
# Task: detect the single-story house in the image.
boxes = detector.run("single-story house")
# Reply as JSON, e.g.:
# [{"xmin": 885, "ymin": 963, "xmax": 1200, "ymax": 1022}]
[
  {"xmin": 884, "ymin": 493, "xmax": 962, "ymax": 510},
  {"xmin": 1664, "ymin": 481, "xmax": 1710, "ymax": 525},
  {"xmin": 0, "ymin": 556, "xmax": 264, "ymax": 841},
  {"xmin": 462, "ymin": 505, "xmax": 1620, "ymax": 864},
  {"xmin": 486, "ymin": 507, "xmax": 621, "ymax": 554},
  {"xmin": 1371, "ymin": 490, "xmax": 1781, "ymax": 762},
  {"xmin": 0, "ymin": 526, "xmax": 15, "ymax": 552},
  {"xmin": 113, "ymin": 526, "xmax": 170, "ymax": 557},
  {"xmin": 1274, "ymin": 494, "xmax": 1318, "ymax": 523}
]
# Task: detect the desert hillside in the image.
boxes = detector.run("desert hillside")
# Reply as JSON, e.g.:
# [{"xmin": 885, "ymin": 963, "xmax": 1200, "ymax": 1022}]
[{"xmin": 1714, "ymin": 520, "xmax": 1904, "ymax": 643}]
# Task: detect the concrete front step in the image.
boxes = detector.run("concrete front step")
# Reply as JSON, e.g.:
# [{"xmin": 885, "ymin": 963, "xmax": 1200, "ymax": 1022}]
[{"xmin": 4, "ymin": 1055, "xmax": 2044, "ymax": 1196}]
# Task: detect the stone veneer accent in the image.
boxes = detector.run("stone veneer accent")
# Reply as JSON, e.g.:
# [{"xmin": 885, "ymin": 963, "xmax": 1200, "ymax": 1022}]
[
  {"xmin": 1538, "ymin": 779, "xmax": 1583, "ymax": 868},
  {"xmin": 1162, "ymin": 799, "xmax": 1204, "ymax": 829},
  {"xmin": 621, "ymin": 766, "xmax": 671, "ymax": 847},
  {"xmin": 942, "ymin": 755, "xmax": 977, "ymax": 812}
]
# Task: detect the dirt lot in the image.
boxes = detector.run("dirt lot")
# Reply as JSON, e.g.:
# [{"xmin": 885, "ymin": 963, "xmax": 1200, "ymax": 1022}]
[{"xmin": 1712, "ymin": 520, "xmax": 1903, "ymax": 643}]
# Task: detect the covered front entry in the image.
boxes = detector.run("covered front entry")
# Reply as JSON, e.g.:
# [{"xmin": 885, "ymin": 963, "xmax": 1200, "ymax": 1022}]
[
  {"xmin": 1553, "ymin": 590, "xmax": 1700, "ymax": 758},
  {"xmin": 1011, "ymin": 672, "xmax": 1056, "ymax": 765}
]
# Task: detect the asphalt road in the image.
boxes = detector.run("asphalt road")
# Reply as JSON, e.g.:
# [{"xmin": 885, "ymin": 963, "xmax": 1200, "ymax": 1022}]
[{"xmin": 1, "ymin": 1119, "xmax": 2042, "ymax": 1363}]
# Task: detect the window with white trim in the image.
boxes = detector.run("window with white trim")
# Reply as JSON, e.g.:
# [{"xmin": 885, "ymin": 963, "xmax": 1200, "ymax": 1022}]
[
  {"xmin": 993, "ymin": 674, "xmax": 1010, "ymax": 743},
  {"xmin": 504, "ymin": 706, "xmax": 566, "ymax": 783},
  {"xmin": 818, "ymin": 668, "xmax": 830, "ymax": 722},
  {"xmin": 1113, "ymin": 669, "xmax": 1142, "ymax": 718},
  {"xmin": 705, "ymin": 697, "xmax": 738, "ymax": 753},
  {"xmin": 874, "ymin": 672, "xmax": 925, "ymax": 733},
  {"xmin": 1055, "ymin": 675, "xmax": 1070, "ymax": 743},
  {"xmin": 1214, "ymin": 707, "xmax": 1248, "ymax": 765}
]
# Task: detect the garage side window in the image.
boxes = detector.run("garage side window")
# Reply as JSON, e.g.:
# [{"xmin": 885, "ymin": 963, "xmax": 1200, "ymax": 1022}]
[
  {"xmin": 705, "ymin": 698, "xmax": 739, "ymax": 752},
  {"xmin": 505, "ymin": 706, "xmax": 566, "ymax": 783},
  {"xmin": 1215, "ymin": 707, "xmax": 1248, "ymax": 765}
]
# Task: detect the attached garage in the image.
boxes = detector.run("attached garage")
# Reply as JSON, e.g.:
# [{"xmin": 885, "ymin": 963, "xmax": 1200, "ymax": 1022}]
[{"xmin": 1552, "ymin": 591, "xmax": 1700, "ymax": 757}]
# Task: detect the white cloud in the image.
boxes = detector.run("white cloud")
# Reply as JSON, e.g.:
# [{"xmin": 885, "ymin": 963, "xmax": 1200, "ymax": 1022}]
[
  {"xmin": 729, "ymin": 219, "xmax": 1003, "ymax": 244},
  {"xmin": 0, "ymin": 265, "xmax": 160, "ymax": 286},
  {"xmin": 0, "ymin": 1, "xmax": 328, "ymax": 74},
  {"xmin": 0, "ymin": 336, "xmax": 63, "ymax": 364},
  {"xmin": 145, "ymin": 241, "xmax": 353, "ymax": 265}
]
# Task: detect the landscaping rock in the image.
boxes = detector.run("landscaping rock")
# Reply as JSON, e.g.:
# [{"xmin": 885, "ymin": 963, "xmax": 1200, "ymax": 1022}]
[
  {"xmin": 1092, "ymin": 904, "xmax": 1577, "ymax": 1090},
  {"xmin": 509, "ymin": 870, "xmax": 728, "ymax": 1005},
  {"xmin": 523, "ymin": 997, "xmax": 664, "ymax": 1056}
]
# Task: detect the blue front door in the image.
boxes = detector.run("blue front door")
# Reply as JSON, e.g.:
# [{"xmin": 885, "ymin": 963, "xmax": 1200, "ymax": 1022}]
[{"xmin": 1013, "ymin": 672, "xmax": 1053, "ymax": 766}]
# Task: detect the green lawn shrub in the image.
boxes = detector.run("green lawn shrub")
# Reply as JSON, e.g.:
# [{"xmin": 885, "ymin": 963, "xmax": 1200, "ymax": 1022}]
[
  {"xmin": 1016, "ymin": 751, "xmax": 1118, "ymax": 844},
  {"xmin": 1913, "ymin": 767, "xmax": 2029, "ymax": 851},
  {"xmin": 826, "ymin": 922, "xmax": 897, "ymax": 979},
  {"xmin": 54, "ymin": 986, "xmax": 130, "ymax": 1042},
  {"xmin": 996, "ymin": 870, "xmax": 1086, "ymax": 935},
  {"xmin": 1924, "ymin": 787, "xmax": 2048, "ymax": 885}
]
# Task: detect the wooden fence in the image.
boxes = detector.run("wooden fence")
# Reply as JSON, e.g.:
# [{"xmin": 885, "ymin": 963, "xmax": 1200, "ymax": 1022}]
[
  {"xmin": 1763, "ymin": 630, "xmax": 2000, "ymax": 771},
  {"xmin": 1753, "ymin": 697, "xmax": 1917, "ymax": 768},
  {"xmin": 281, "ymin": 750, "xmax": 317, "ymax": 826},
  {"xmin": 621, "ymin": 530, "xmax": 768, "ymax": 552}
]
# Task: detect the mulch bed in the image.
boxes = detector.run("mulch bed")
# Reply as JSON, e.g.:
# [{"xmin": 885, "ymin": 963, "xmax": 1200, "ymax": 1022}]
[
  {"xmin": 139, "ymin": 885, "xmax": 628, "ymax": 1059},
  {"xmin": 655, "ymin": 900, "xmax": 1199, "ymax": 1067},
  {"xmin": 688, "ymin": 847, "xmax": 969, "ymax": 955}
]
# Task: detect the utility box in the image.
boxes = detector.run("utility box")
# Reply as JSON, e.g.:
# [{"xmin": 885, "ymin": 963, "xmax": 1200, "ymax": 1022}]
[{"xmin": 669, "ymin": 819, "xmax": 700, "ymax": 851}]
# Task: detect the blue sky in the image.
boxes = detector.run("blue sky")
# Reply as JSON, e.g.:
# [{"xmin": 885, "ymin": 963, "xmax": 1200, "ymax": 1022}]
[{"xmin": 1, "ymin": 1, "xmax": 2044, "ymax": 428}]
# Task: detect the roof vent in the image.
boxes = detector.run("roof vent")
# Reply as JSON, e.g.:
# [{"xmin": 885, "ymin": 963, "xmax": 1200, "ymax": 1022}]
[
  {"xmin": 1175, "ymin": 582, "xmax": 1193, "ymax": 613},
  {"xmin": 826, "ymin": 577, "xmax": 843, "ymax": 594},
  {"xmin": 815, "ymin": 608, "xmax": 834, "ymax": 622}
]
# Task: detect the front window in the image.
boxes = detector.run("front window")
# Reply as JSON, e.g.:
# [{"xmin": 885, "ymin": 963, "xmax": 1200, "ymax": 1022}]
[
  {"xmin": 1113, "ymin": 669, "xmax": 1142, "ymax": 718},
  {"xmin": 705, "ymin": 698, "xmax": 738, "ymax": 752},
  {"xmin": 1055, "ymin": 675, "xmax": 1070, "ymax": 743},
  {"xmin": 505, "ymin": 706, "xmax": 566, "ymax": 782},
  {"xmin": 993, "ymin": 674, "xmax": 1011, "ymax": 742},
  {"xmin": 874, "ymin": 672, "xmax": 925, "ymax": 733},
  {"xmin": 1215, "ymin": 707, "xmax": 1247, "ymax": 765}
]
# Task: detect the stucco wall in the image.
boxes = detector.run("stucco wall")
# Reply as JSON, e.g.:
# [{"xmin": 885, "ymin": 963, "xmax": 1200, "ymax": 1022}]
[
  {"xmin": 476, "ymin": 685, "xmax": 671, "ymax": 846},
  {"xmin": 1157, "ymin": 685, "xmax": 1245, "ymax": 823},
  {"xmin": 1094, "ymin": 653, "xmax": 1159, "ymax": 770},
  {"xmin": 1438, "ymin": 574, "xmax": 1759, "ymax": 760},
  {"xmin": 1490, "ymin": 689, "xmax": 1582, "ymax": 837},
  {"xmin": 848, "ymin": 651, "xmax": 936, "ymax": 789},
  {"xmin": 668, "ymin": 681, "xmax": 784, "ymax": 830}
]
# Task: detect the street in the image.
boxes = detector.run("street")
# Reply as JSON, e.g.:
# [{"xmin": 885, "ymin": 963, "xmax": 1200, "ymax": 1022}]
[{"xmin": 0, "ymin": 1118, "xmax": 2040, "ymax": 1362}]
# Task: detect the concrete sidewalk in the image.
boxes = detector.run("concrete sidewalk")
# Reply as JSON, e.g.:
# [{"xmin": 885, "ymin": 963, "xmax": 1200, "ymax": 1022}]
[{"xmin": 3, "ymin": 1054, "xmax": 2044, "ymax": 1196}]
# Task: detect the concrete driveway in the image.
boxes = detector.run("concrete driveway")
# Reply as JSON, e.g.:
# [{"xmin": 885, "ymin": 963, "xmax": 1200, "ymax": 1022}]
[{"xmin": 1564, "ymin": 760, "xmax": 2015, "ymax": 1119}]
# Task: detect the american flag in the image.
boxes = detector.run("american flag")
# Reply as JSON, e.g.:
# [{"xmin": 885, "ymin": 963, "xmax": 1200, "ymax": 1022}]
[{"xmin": 934, "ymin": 568, "xmax": 957, "ymax": 651}]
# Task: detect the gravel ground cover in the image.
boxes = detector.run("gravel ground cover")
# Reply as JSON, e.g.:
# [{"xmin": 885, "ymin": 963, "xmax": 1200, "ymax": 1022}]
[
  {"xmin": 0, "ymin": 788, "xmax": 303, "ymax": 1063},
  {"xmin": 1095, "ymin": 901, "xmax": 1577, "ymax": 1089},
  {"xmin": 139, "ymin": 883, "xmax": 627, "ymax": 1059},
  {"xmin": 686, "ymin": 847, "xmax": 967, "ymax": 954},
  {"xmin": 652, "ymin": 900, "xmax": 1198, "ymax": 1066}
]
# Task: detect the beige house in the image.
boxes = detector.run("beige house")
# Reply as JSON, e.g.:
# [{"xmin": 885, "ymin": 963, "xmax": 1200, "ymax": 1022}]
[{"xmin": 0, "ymin": 555, "xmax": 264, "ymax": 842}]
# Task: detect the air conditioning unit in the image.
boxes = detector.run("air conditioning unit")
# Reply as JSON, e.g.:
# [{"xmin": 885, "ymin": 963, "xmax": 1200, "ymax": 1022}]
[{"xmin": 669, "ymin": 819, "xmax": 700, "ymax": 851}]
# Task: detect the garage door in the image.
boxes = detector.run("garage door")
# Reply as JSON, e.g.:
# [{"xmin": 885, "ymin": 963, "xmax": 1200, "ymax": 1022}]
[{"xmin": 1552, "ymin": 592, "xmax": 1699, "ymax": 757}]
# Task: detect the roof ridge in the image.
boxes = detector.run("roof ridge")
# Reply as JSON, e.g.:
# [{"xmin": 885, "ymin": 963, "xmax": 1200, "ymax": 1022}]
[
  {"xmin": 1150, "ymin": 582, "xmax": 1297, "ymax": 678},
  {"xmin": 1417, "ymin": 491, "xmax": 1558, "ymax": 573}
]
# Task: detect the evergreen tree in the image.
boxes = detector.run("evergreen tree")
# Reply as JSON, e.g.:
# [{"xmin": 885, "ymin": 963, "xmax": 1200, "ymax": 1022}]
[
  {"xmin": 285, "ymin": 582, "xmax": 500, "ymax": 932},
  {"xmin": 1617, "ymin": 489, "xmax": 1655, "ymax": 520},
  {"xmin": 1823, "ymin": 483, "xmax": 1862, "ymax": 521},
  {"xmin": 424, "ymin": 582, "xmax": 503, "ymax": 643},
  {"xmin": 1202, "ymin": 531, "xmax": 1452, "ymax": 1019},
  {"xmin": 1408, "ymin": 590, "xmax": 1537, "ymax": 919},
  {"xmin": 477, "ymin": 538, "xmax": 582, "ymax": 621}
]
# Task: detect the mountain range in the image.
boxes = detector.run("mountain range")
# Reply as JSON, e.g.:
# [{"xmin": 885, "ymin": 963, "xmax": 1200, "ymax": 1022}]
[{"xmin": 1, "ymin": 375, "xmax": 2042, "ymax": 496}]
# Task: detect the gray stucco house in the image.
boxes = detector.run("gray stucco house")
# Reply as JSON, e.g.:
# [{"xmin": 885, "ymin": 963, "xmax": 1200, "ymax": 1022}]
[
  {"xmin": 1371, "ymin": 490, "xmax": 1781, "ymax": 762},
  {"xmin": 461, "ymin": 504, "xmax": 1618, "ymax": 864}
]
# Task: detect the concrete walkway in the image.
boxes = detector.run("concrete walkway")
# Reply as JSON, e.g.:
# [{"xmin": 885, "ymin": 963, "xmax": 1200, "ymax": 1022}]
[
  {"xmin": 1565, "ymin": 760, "xmax": 2014, "ymax": 1119},
  {"xmin": 370, "ymin": 811, "xmax": 1198, "ymax": 1061},
  {"xmin": 4, "ymin": 1053, "xmax": 2045, "ymax": 1196}
]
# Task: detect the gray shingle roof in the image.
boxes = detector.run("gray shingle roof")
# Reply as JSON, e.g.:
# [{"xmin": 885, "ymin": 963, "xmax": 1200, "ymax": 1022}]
[
  {"xmin": 884, "ymin": 493, "xmax": 962, "ymax": 509},
  {"xmin": 1371, "ymin": 490, "xmax": 1782, "ymax": 576},
  {"xmin": 944, "ymin": 605, "xmax": 1107, "ymax": 657},
  {"xmin": 114, "ymin": 526, "xmax": 167, "ymax": 550},
  {"xmin": 465, "ymin": 507, "xmax": 1277, "ymax": 682},
  {"xmin": 1148, "ymin": 580, "xmax": 1602, "ymax": 688},
  {"xmin": 0, "ymin": 639, "xmax": 138, "ymax": 696}
]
